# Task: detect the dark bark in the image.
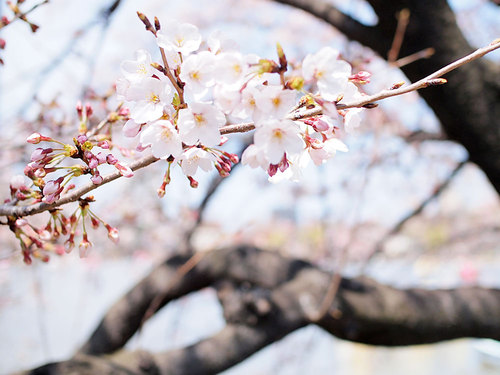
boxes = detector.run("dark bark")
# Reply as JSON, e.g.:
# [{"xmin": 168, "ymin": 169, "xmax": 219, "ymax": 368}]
[
  {"xmin": 23, "ymin": 246, "xmax": 500, "ymax": 374},
  {"xmin": 276, "ymin": 0, "xmax": 500, "ymax": 194}
]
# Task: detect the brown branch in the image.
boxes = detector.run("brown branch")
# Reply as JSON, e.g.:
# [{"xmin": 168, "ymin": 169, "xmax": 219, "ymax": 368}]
[
  {"xmin": 24, "ymin": 245, "xmax": 500, "ymax": 374},
  {"xmin": 0, "ymin": 155, "xmax": 159, "ymax": 217},
  {"xmin": 387, "ymin": 9, "xmax": 410, "ymax": 63},
  {"xmin": 271, "ymin": 0, "xmax": 389, "ymax": 53}
]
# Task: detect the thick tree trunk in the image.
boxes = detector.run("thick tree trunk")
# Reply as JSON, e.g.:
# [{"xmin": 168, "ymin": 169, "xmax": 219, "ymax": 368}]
[{"xmin": 23, "ymin": 246, "xmax": 500, "ymax": 375}]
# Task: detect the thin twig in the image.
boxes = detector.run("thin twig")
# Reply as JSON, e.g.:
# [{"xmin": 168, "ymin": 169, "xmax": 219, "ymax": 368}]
[
  {"xmin": 0, "ymin": 0, "xmax": 49, "ymax": 30},
  {"xmin": 388, "ymin": 9, "xmax": 410, "ymax": 63},
  {"xmin": 0, "ymin": 154, "xmax": 159, "ymax": 217}
]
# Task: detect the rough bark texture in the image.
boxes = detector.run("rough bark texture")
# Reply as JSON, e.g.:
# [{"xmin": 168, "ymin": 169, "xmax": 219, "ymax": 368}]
[{"xmin": 22, "ymin": 246, "xmax": 500, "ymax": 375}]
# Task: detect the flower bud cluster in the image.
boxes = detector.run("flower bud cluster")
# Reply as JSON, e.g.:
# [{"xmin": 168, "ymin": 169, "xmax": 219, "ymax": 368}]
[{"xmin": 8, "ymin": 196, "xmax": 119, "ymax": 264}]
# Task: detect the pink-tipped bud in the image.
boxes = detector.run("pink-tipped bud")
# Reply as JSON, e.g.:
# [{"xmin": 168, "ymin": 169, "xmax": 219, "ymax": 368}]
[
  {"xmin": 85, "ymin": 103, "xmax": 93, "ymax": 117},
  {"xmin": 188, "ymin": 176, "xmax": 199, "ymax": 188},
  {"xmin": 76, "ymin": 101, "xmax": 83, "ymax": 117},
  {"xmin": 106, "ymin": 225, "xmax": 119, "ymax": 243},
  {"xmin": 267, "ymin": 164, "xmax": 278, "ymax": 177},
  {"xmin": 76, "ymin": 134, "xmax": 88, "ymax": 144},
  {"xmin": 106, "ymin": 154, "xmax": 118, "ymax": 165},
  {"xmin": 90, "ymin": 217, "xmax": 100, "ymax": 229},
  {"xmin": 118, "ymin": 107, "xmax": 130, "ymax": 117},
  {"xmin": 10, "ymin": 174, "xmax": 26, "ymax": 190},
  {"xmin": 115, "ymin": 162, "xmax": 134, "ymax": 178},
  {"xmin": 97, "ymin": 140, "xmax": 110, "ymax": 149},
  {"xmin": 15, "ymin": 218, "xmax": 28, "ymax": 227},
  {"xmin": 91, "ymin": 174, "xmax": 103, "ymax": 185},
  {"xmin": 349, "ymin": 71, "xmax": 371, "ymax": 84},
  {"xmin": 79, "ymin": 235, "xmax": 92, "ymax": 258}
]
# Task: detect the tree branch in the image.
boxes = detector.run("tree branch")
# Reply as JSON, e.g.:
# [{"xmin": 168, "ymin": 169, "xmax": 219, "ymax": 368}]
[
  {"xmin": 26, "ymin": 245, "xmax": 500, "ymax": 374},
  {"xmin": 271, "ymin": 0, "xmax": 389, "ymax": 52}
]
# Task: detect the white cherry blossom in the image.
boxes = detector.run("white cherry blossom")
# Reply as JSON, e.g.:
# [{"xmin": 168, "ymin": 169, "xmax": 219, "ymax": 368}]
[
  {"xmin": 241, "ymin": 144, "xmax": 269, "ymax": 169},
  {"xmin": 214, "ymin": 52, "xmax": 247, "ymax": 86},
  {"xmin": 309, "ymin": 137, "xmax": 348, "ymax": 166},
  {"xmin": 126, "ymin": 77, "xmax": 173, "ymax": 123},
  {"xmin": 157, "ymin": 21, "xmax": 201, "ymax": 55},
  {"xmin": 253, "ymin": 119, "xmax": 304, "ymax": 164},
  {"xmin": 178, "ymin": 103, "xmax": 225, "ymax": 146},
  {"xmin": 179, "ymin": 51, "xmax": 216, "ymax": 94},
  {"xmin": 179, "ymin": 147, "xmax": 216, "ymax": 176},
  {"xmin": 120, "ymin": 49, "xmax": 154, "ymax": 83},
  {"xmin": 344, "ymin": 108, "xmax": 364, "ymax": 134},
  {"xmin": 214, "ymin": 85, "xmax": 241, "ymax": 114},
  {"xmin": 302, "ymin": 47, "xmax": 352, "ymax": 101},
  {"xmin": 254, "ymin": 86, "xmax": 296, "ymax": 121},
  {"xmin": 140, "ymin": 120, "xmax": 182, "ymax": 159},
  {"xmin": 207, "ymin": 30, "xmax": 239, "ymax": 54},
  {"xmin": 123, "ymin": 119, "xmax": 141, "ymax": 138}
]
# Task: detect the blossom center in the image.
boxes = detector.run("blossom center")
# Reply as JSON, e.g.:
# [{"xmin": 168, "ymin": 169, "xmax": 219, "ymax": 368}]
[
  {"xmin": 194, "ymin": 114, "xmax": 206, "ymax": 126},
  {"xmin": 149, "ymin": 93, "xmax": 160, "ymax": 104},
  {"xmin": 136, "ymin": 64, "xmax": 147, "ymax": 75},
  {"xmin": 190, "ymin": 71, "xmax": 200, "ymax": 81},
  {"xmin": 272, "ymin": 129, "xmax": 284, "ymax": 140}
]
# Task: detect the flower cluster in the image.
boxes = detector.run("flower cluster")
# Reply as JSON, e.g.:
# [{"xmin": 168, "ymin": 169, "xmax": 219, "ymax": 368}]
[
  {"xmin": 25, "ymin": 127, "xmax": 132, "ymax": 204},
  {"xmin": 7, "ymin": 183, "xmax": 118, "ymax": 264},
  {"xmin": 117, "ymin": 14, "xmax": 368, "ymax": 186},
  {"xmin": 15, "ymin": 13, "xmax": 371, "ymax": 262}
]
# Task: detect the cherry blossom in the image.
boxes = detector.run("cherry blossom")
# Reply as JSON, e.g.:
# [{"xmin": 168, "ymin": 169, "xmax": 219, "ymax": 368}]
[
  {"xmin": 120, "ymin": 49, "xmax": 154, "ymax": 83},
  {"xmin": 308, "ymin": 137, "xmax": 348, "ymax": 166},
  {"xmin": 157, "ymin": 21, "xmax": 202, "ymax": 55},
  {"xmin": 179, "ymin": 147, "xmax": 216, "ymax": 176},
  {"xmin": 126, "ymin": 77, "xmax": 173, "ymax": 123},
  {"xmin": 253, "ymin": 119, "xmax": 305, "ymax": 164},
  {"xmin": 140, "ymin": 120, "xmax": 183, "ymax": 159},
  {"xmin": 178, "ymin": 102, "xmax": 225, "ymax": 146},
  {"xmin": 302, "ymin": 46, "xmax": 352, "ymax": 101},
  {"xmin": 344, "ymin": 108, "xmax": 364, "ymax": 134},
  {"xmin": 254, "ymin": 86, "xmax": 297, "ymax": 121},
  {"xmin": 179, "ymin": 51, "xmax": 216, "ymax": 94}
]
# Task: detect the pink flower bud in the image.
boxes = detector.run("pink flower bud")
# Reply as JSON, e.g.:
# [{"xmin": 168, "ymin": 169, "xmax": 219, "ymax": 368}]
[
  {"xmin": 97, "ymin": 140, "xmax": 110, "ymax": 149},
  {"xmin": 91, "ymin": 174, "xmax": 103, "ymax": 185},
  {"xmin": 76, "ymin": 101, "xmax": 83, "ymax": 117},
  {"xmin": 30, "ymin": 148, "xmax": 51, "ymax": 162},
  {"xmin": 79, "ymin": 237, "xmax": 92, "ymax": 258},
  {"xmin": 349, "ymin": 71, "xmax": 371, "ymax": 84},
  {"xmin": 118, "ymin": 107, "xmax": 130, "ymax": 117},
  {"xmin": 188, "ymin": 176, "xmax": 199, "ymax": 188},
  {"xmin": 85, "ymin": 103, "xmax": 93, "ymax": 117},
  {"xmin": 106, "ymin": 225, "xmax": 119, "ymax": 243},
  {"xmin": 106, "ymin": 154, "xmax": 118, "ymax": 165},
  {"xmin": 77, "ymin": 134, "xmax": 88, "ymax": 144},
  {"xmin": 27, "ymin": 132, "xmax": 42, "ymax": 144},
  {"xmin": 15, "ymin": 218, "xmax": 28, "ymax": 227},
  {"xmin": 115, "ymin": 162, "xmax": 134, "ymax": 178}
]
